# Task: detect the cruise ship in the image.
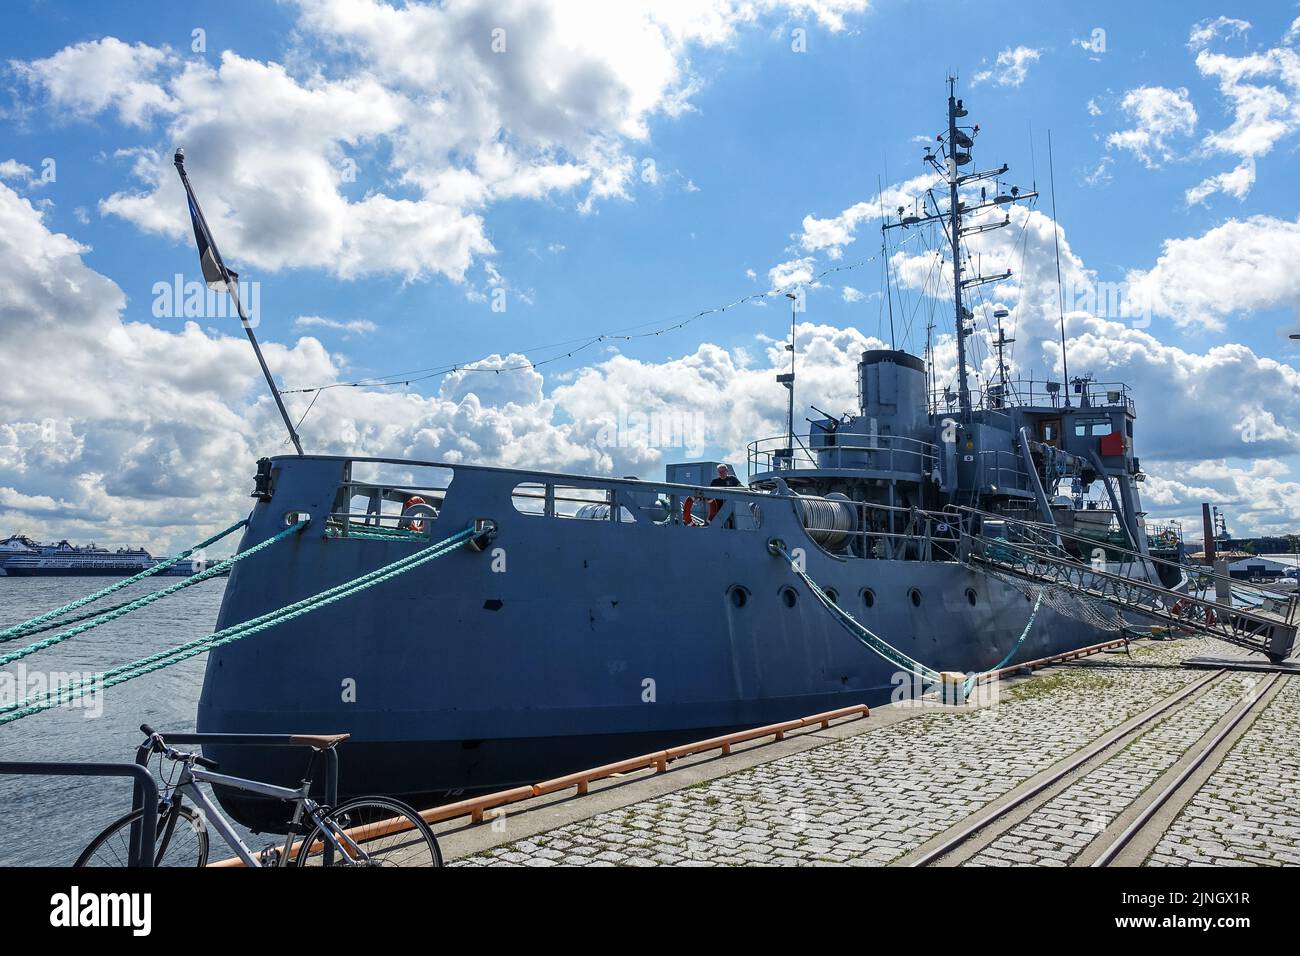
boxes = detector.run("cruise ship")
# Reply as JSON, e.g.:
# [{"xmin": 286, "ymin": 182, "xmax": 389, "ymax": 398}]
[{"xmin": 0, "ymin": 534, "xmax": 207, "ymax": 577}]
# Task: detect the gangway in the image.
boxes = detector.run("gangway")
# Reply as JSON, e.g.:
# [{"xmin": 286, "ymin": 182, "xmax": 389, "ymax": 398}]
[{"xmin": 952, "ymin": 506, "xmax": 1299, "ymax": 662}]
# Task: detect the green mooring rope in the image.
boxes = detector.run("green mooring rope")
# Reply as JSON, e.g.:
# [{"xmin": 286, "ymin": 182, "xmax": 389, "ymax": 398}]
[
  {"xmin": 0, "ymin": 518, "xmax": 248, "ymax": 644},
  {"xmin": 775, "ymin": 545, "xmax": 1044, "ymax": 696},
  {"xmin": 0, "ymin": 520, "xmax": 306, "ymax": 667},
  {"xmin": 774, "ymin": 546, "xmax": 941, "ymax": 684},
  {"xmin": 0, "ymin": 525, "xmax": 476, "ymax": 725},
  {"xmin": 962, "ymin": 592, "xmax": 1044, "ymax": 697}
]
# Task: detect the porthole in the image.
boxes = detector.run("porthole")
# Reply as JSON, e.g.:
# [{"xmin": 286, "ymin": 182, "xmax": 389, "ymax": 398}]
[
  {"xmin": 729, "ymin": 585, "xmax": 750, "ymax": 609},
  {"xmin": 908, "ymin": 587, "xmax": 922, "ymax": 607},
  {"xmin": 861, "ymin": 588, "xmax": 875, "ymax": 609},
  {"xmin": 780, "ymin": 586, "xmax": 798, "ymax": 608},
  {"xmin": 824, "ymin": 588, "xmax": 839, "ymax": 605},
  {"xmin": 965, "ymin": 588, "xmax": 978, "ymax": 607}
]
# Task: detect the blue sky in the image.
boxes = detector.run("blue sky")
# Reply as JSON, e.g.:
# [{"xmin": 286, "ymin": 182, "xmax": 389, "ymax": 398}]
[{"xmin": 1, "ymin": 0, "xmax": 1298, "ymax": 547}]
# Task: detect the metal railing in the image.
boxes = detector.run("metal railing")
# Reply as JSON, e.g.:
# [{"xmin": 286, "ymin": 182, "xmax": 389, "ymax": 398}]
[
  {"xmin": 954, "ymin": 505, "xmax": 1299, "ymax": 658},
  {"xmin": 328, "ymin": 480, "xmax": 451, "ymax": 536},
  {"xmin": 748, "ymin": 432, "xmax": 939, "ymax": 478},
  {"xmin": 930, "ymin": 380, "xmax": 1135, "ymax": 414},
  {"xmin": 0, "ymin": 761, "xmax": 160, "ymax": 866},
  {"xmin": 978, "ymin": 448, "xmax": 1030, "ymax": 490}
]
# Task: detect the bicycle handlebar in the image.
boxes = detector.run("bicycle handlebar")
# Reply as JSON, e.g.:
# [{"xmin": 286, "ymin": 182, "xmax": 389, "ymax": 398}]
[{"xmin": 139, "ymin": 723, "xmax": 220, "ymax": 770}]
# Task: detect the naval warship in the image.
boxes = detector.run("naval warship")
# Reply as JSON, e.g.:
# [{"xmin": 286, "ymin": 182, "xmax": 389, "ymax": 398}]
[{"xmin": 195, "ymin": 82, "xmax": 1176, "ymax": 827}]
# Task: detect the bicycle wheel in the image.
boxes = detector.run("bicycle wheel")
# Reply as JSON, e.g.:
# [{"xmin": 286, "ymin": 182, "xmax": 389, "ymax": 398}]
[
  {"xmin": 295, "ymin": 796, "xmax": 442, "ymax": 867},
  {"xmin": 75, "ymin": 804, "xmax": 209, "ymax": 867}
]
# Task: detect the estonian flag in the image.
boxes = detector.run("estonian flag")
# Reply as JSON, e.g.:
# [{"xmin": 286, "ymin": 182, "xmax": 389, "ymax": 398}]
[{"xmin": 186, "ymin": 192, "xmax": 236, "ymax": 290}]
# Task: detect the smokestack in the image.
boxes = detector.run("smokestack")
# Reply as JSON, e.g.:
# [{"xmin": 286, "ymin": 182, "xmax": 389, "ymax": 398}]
[{"xmin": 1201, "ymin": 502, "xmax": 1216, "ymax": 563}]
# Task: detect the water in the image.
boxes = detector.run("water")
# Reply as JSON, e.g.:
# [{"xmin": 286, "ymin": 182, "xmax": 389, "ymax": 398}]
[{"xmin": 0, "ymin": 576, "xmax": 257, "ymax": 866}]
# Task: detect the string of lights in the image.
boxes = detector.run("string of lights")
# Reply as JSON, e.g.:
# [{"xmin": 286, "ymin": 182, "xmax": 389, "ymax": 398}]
[{"xmin": 280, "ymin": 249, "xmax": 904, "ymax": 397}]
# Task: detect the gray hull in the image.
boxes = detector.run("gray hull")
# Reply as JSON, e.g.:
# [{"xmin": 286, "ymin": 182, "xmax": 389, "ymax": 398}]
[{"xmin": 198, "ymin": 456, "xmax": 1105, "ymax": 829}]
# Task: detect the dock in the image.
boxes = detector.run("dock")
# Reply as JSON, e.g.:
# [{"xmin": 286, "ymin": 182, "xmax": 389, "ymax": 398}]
[{"xmin": 418, "ymin": 636, "xmax": 1300, "ymax": 867}]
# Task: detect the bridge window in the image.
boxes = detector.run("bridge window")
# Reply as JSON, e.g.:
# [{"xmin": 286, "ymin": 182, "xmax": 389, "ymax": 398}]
[{"xmin": 1073, "ymin": 418, "xmax": 1112, "ymax": 437}]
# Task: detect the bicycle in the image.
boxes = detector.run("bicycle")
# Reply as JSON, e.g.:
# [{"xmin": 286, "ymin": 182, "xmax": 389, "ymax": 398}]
[{"xmin": 75, "ymin": 724, "xmax": 443, "ymax": 867}]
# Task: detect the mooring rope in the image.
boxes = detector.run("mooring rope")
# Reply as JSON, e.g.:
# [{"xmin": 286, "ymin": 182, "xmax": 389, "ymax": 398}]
[
  {"xmin": 962, "ymin": 592, "xmax": 1044, "ymax": 696},
  {"xmin": 0, "ymin": 518, "xmax": 248, "ymax": 644},
  {"xmin": 772, "ymin": 542, "xmax": 1045, "ymax": 697},
  {"xmin": 0, "ymin": 525, "xmax": 478, "ymax": 725},
  {"xmin": 771, "ymin": 543, "xmax": 941, "ymax": 684},
  {"xmin": 0, "ymin": 519, "xmax": 307, "ymax": 667}
]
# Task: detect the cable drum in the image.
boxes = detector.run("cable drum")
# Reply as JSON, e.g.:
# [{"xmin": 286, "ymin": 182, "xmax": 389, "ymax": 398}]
[{"xmin": 795, "ymin": 494, "xmax": 857, "ymax": 550}]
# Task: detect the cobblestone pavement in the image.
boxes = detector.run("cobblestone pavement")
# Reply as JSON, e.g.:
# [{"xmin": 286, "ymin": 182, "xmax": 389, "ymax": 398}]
[
  {"xmin": 964, "ymin": 672, "xmax": 1260, "ymax": 867},
  {"xmin": 1148, "ymin": 675, "xmax": 1300, "ymax": 867},
  {"xmin": 455, "ymin": 637, "xmax": 1266, "ymax": 867}
]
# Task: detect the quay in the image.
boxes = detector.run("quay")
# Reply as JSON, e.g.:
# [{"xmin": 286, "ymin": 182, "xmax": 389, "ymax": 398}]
[{"xmin": 397, "ymin": 636, "xmax": 1299, "ymax": 867}]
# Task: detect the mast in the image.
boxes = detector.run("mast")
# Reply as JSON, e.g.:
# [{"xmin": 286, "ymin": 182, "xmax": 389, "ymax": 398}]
[
  {"xmin": 946, "ymin": 77, "xmax": 972, "ymax": 420},
  {"xmin": 883, "ymin": 78, "xmax": 1037, "ymax": 420}
]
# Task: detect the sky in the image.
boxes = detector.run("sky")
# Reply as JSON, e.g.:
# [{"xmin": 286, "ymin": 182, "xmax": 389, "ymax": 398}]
[{"xmin": 1, "ymin": 0, "xmax": 1298, "ymax": 552}]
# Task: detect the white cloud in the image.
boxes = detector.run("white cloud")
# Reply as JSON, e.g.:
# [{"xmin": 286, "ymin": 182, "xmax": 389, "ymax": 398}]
[
  {"xmin": 292, "ymin": 316, "xmax": 379, "ymax": 336},
  {"xmin": 841, "ymin": 285, "xmax": 864, "ymax": 303},
  {"xmin": 971, "ymin": 46, "xmax": 1042, "ymax": 88},
  {"xmin": 768, "ymin": 256, "xmax": 815, "ymax": 288},
  {"xmin": 0, "ymin": 159, "xmax": 34, "ymax": 184},
  {"xmin": 1124, "ymin": 214, "xmax": 1300, "ymax": 330},
  {"xmin": 796, "ymin": 172, "xmax": 940, "ymax": 259},
  {"xmin": 1180, "ymin": 19, "xmax": 1300, "ymax": 201},
  {"xmin": 12, "ymin": 1, "xmax": 873, "ymax": 283},
  {"xmin": 11, "ymin": 37, "xmax": 176, "ymax": 127},
  {"xmin": 1106, "ymin": 86, "xmax": 1197, "ymax": 167},
  {"xmin": 1184, "ymin": 158, "xmax": 1255, "ymax": 205},
  {"xmin": 1187, "ymin": 16, "xmax": 1251, "ymax": 51}
]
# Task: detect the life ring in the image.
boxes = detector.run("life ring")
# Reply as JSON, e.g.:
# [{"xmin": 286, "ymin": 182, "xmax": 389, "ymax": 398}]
[
  {"xmin": 1170, "ymin": 599, "xmax": 1214, "ymax": 626},
  {"xmin": 400, "ymin": 495, "xmax": 434, "ymax": 533},
  {"xmin": 683, "ymin": 496, "xmax": 696, "ymax": 526}
]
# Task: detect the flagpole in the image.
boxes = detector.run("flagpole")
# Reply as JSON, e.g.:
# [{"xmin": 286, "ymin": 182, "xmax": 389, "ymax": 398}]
[{"xmin": 173, "ymin": 149, "xmax": 304, "ymax": 456}]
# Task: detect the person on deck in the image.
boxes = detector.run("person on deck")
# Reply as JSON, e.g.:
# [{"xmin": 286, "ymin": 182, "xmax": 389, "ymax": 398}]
[{"xmin": 707, "ymin": 464, "xmax": 742, "ymax": 524}]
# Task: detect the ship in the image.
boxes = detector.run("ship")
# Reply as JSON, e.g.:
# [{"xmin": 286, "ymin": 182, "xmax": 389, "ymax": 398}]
[
  {"xmin": 0, "ymin": 534, "xmax": 210, "ymax": 577},
  {"xmin": 194, "ymin": 81, "xmax": 1185, "ymax": 829}
]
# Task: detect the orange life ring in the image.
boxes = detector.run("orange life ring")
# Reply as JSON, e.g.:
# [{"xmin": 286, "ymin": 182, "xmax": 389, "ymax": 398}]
[
  {"xmin": 402, "ymin": 495, "xmax": 429, "ymax": 533},
  {"xmin": 683, "ymin": 496, "xmax": 696, "ymax": 526}
]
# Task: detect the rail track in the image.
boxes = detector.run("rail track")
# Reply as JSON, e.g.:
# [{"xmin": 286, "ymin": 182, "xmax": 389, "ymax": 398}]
[{"xmin": 899, "ymin": 668, "xmax": 1289, "ymax": 867}]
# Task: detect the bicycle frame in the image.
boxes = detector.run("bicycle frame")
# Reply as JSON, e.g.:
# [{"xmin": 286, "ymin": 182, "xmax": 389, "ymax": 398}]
[{"xmin": 165, "ymin": 763, "xmax": 366, "ymax": 867}]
